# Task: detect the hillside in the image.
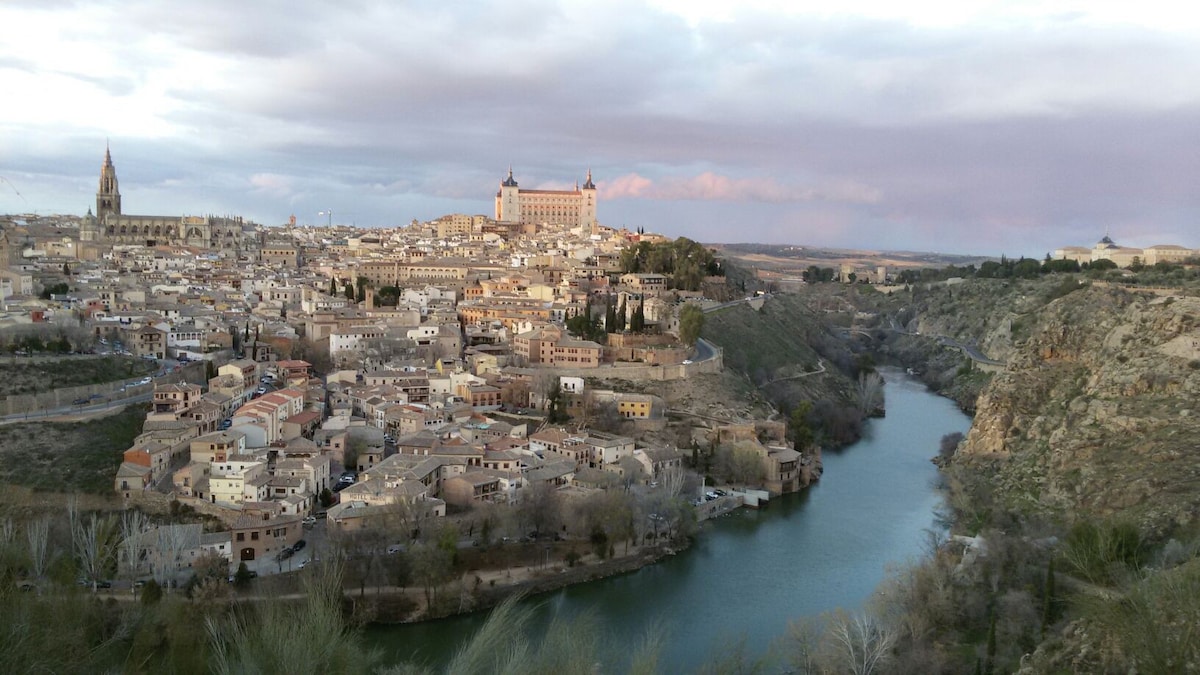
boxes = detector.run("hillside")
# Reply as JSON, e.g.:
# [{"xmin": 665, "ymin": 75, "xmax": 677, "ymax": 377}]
[
  {"xmin": 954, "ymin": 285, "xmax": 1200, "ymax": 533},
  {"xmin": 700, "ymin": 293, "xmax": 866, "ymax": 444}
]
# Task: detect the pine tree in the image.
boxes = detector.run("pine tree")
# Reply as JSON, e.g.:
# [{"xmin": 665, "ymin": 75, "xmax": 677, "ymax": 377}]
[
  {"xmin": 329, "ymin": 278, "xmax": 337, "ymax": 296},
  {"xmin": 616, "ymin": 297, "xmax": 627, "ymax": 332}
]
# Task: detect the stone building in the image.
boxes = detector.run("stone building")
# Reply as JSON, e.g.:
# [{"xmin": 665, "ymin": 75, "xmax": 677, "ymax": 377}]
[
  {"xmin": 495, "ymin": 168, "xmax": 597, "ymax": 230},
  {"xmin": 78, "ymin": 146, "xmax": 250, "ymax": 255}
]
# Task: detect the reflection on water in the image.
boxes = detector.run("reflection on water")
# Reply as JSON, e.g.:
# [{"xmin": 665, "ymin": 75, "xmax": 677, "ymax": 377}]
[{"xmin": 368, "ymin": 369, "xmax": 971, "ymax": 670}]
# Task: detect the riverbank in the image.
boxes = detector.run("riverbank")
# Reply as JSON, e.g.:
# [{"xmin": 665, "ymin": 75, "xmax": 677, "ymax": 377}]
[
  {"xmin": 367, "ymin": 539, "xmax": 692, "ymax": 624},
  {"xmin": 370, "ymin": 370, "xmax": 970, "ymax": 670}
]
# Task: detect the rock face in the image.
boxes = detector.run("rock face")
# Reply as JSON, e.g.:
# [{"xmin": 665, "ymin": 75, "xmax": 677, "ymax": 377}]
[{"xmin": 955, "ymin": 285, "xmax": 1200, "ymax": 532}]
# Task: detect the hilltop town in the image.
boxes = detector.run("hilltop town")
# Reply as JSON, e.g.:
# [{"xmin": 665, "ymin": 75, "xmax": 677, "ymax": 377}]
[{"xmin": 0, "ymin": 150, "xmax": 819, "ymax": 596}]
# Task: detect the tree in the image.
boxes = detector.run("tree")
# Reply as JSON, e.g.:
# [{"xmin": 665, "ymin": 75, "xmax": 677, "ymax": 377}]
[
  {"xmin": 63, "ymin": 262, "xmax": 71, "ymax": 276},
  {"xmin": 25, "ymin": 516, "xmax": 51, "ymax": 585},
  {"xmin": 789, "ymin": 401, "xmax": 814, "ymax": 451},
  {"xmin": 855, "ymin": 371, "xmax": 884, "ymax": 417},
  {"xmin": 344, "ymin": 281, "xmax": 355, "ymax": 300},
  {"xmin": 714, "ymin": 442, "xmax": 766, "ymax": 486},
  {"xmin": 519, "ymin": 482, "xmax": 564, "ymax": 538},
  {"xmin": 824, "ymin": 609, "xmax": 897, "ymax": 675},
  {"xmin": 545, "ymin": 385, "xmax": 570, "ymax": 424},
  {"xmin": 328, "ymin": 277, "xmax": 337, "ymax": 296},
  {"xmin": 119, "ymin": 509, "xmax": 151, "ymax": 586},
  {"xmin": 409, "ymin": 540, "xmax": 454, "ymax": 610},
  {"xmin": 678, "ymin": 303, "xmax": 705, "ymax": 347},
  {"xmin": 73, "ymin": 512, "xmax": 118, "ymax": 591},
  {"xmin": 233, "ymin": 561, "xmax": 253, "ymax": 589},
  {"xmin": 616, "ymin": 296, "xmax": 627, "ymax": 332}
]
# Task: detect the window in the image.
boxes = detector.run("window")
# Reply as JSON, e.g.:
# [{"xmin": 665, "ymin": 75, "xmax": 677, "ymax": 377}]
[
  {"xmin": 236, "ymin": 532, "xmax": 244, "ymax": 542},
  {"xmin": 251, "ymin": 531, "xmax": 259, "ymax": 541}
]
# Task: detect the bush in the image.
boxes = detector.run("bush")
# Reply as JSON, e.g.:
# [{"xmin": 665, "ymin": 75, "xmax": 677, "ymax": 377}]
[
  {"xmin": 1061, "ymin": 520, "xmax": 1147, "ymax": 585},
  {"xmin": 141, "ymin": 579, "xmax": 163, "ymax": 606}
]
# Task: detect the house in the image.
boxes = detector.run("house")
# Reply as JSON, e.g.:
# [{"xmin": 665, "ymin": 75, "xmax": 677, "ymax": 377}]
[
  {"xmin": 189, "ymin": 430, "xmax": 247, "ymax": 464},
  {"xmin": 229, "ymin": 503, "xmax": 301, "ymax": 562},
  {"xmin": 442, "ymin": 471, "xmax": 503, "ymax": 507},
  {"xmin": 115, "ymin": 462, "xmax": 153, "ymax": 495},
  {"xmin": 134, "ymin": 324, "xmax": 167, "ymax": 359},
  {"xmin": 153, "ymin": 383, "xmax": 203, "ymax": 414},
  {"xmin": 122, "ymin": 441, "xmax": 172, "ymax": 483},
  {"xmin": 325, "ymin": 497, "xmax": 446, "ymax": 533}
]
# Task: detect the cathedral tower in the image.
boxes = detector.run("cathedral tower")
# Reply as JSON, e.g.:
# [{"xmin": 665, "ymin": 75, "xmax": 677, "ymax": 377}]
[{"xmin": 96, "ymin": 144, "xmax": 121, "ymax": 221}]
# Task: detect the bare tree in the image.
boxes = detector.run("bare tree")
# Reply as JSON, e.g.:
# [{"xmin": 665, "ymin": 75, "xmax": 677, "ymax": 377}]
[
  {"xmin": 149, "ymin": 524, "xmax": 197, "ymax": 591},
  {"xmin": 119, "ymin": 510, "xmax": 151, "ymax": 584},
  {"xmin": 856, "ymin": 371, "xmax": 885, "ymax": 417},
  {"xmin": 824, "ymin": 609, "xmax": 897, "ymax": 675},
  {"xmin": 518, "ymin": 482, "xmax": 563, "ymax": 537},
  {"xmin": 74, "ymin": 513, "xmax": 118, "ymax": 591},
  {"xmin": 658, "ymin": 464, "xmax": 687, "ymax": 499},
  {"xmin": 0, "ymin": 517, "xmax": 14, "ymax": 546},
  {"xmin": 25, "ymin": 517, "xmax": 51, "ymax": 583}
]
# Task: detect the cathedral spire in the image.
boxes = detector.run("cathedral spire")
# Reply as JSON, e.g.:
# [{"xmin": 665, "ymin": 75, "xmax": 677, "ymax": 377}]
[
  {"xmin": 96, "ymin": 143, "xmax": 121, "ymax": 220},
  {"xmin": 583, "ymin": 168, "xmax": 595, "ymax": 190}
]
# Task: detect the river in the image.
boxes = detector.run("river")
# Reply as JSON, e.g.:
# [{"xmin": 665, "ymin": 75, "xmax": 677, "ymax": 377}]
[{"xmin": 367, "ymin": 369, "xmax": 971, "ymax": 671}]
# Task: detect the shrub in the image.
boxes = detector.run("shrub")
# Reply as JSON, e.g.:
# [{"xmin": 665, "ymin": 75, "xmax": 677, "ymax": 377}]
[{"xmin": 1061, "ymin": 520, "xmax": 1147, "ymax": 585}]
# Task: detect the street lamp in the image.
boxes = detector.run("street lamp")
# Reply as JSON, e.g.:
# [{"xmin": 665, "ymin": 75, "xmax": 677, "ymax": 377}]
[{"xmin": 318, "ymin": 210, "xmax": 332, "ymax": 227}]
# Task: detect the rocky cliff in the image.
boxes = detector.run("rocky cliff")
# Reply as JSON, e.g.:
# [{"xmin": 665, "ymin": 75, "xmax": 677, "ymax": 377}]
[{"xmin": 955, "ymin": 284, "xmax": 1200, "ymax": 533}]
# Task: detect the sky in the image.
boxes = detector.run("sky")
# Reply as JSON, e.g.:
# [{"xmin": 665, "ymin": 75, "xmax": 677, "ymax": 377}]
[{"xmin": 1, "ymin": 0, "xmax": 1198, "ymax": 257}]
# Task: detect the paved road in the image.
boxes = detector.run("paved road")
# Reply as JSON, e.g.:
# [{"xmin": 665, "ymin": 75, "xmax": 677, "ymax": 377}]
[
  {"xmin": 936, "ymin": 336, "xmax": 1005, "ymax": 366},
  {"xmin": 693, "ymin": 337, "xmax": 717, "ymax": 362},
  {"xmin": 0, "ymin": 391, "xmax": 152, "ymax": 425},
  {"xmin": 886, "ymin": 316, "xmax": 1006, "ymax": 366}
]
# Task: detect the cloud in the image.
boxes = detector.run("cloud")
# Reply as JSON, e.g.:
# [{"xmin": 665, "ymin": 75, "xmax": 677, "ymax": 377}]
[
  {"xmin": 602, "ymin": 171, "xmax": 881, "ymax": 204},
  {"xmin": 247, "ymin": 173, "xmax": 296, "ymax": 198},
  {"xmin": 2, "ymin": 1, "xmax": 1200, "ymax": 254}
]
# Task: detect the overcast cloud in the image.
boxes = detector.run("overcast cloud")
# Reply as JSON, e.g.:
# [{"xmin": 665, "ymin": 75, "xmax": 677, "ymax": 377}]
[{"xmin": 1, "ymin": 0, "xmax": 1198, "ymax": 256}]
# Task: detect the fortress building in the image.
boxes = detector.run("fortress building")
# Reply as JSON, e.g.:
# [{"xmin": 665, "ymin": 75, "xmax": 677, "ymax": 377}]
[
  {"xmin": 1054, "ymin": 233, "xmax": 1198, "ymax": 268},
  {"xmin": 79, "ymin": 146, "xmax": 249, "ymax": 255},
  {"xmin": 495, "ymin": 168, "xmax": 597, "ymax": 230}
]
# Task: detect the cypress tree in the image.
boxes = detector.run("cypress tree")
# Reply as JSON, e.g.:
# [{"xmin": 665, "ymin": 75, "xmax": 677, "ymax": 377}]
[
  {"xmin": 984, "ymin": 611, "xmax": 997, "ymax": 675},
  {"xmin": 1041, "ymin": 558, "xmax": 1057, "ymax": 639}
]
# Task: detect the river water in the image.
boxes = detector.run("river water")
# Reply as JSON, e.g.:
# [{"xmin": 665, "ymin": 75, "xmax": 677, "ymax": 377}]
[{"xmin": 368, "ymin": 369, "xmax": 971, "ymax": 671}]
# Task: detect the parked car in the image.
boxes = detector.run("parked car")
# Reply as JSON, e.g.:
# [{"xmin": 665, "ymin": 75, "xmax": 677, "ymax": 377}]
[
  {"xmin": 73, "ymin": 397, "xmax": 89, "ymax": 405},
  {"xmin": 292, "ymin": 539, "xmax": 306, "ymax": 552}
]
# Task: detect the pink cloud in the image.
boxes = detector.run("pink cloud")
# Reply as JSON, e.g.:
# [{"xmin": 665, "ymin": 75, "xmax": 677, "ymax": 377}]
[
  {"xmin": 247, "ymin": 172, "xmax": 294, "ymax": 197},
  {"xmin": 599, "ymin": 171, "xmax": 881, "ymax": 204}
]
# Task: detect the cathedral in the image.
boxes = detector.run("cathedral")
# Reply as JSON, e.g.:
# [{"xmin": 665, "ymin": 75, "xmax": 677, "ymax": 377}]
[
  {"xmin": 79, "ymin": 146, "xmax": 249, "ymax": 254},
  {"xmin": 494, "ymin": 168, "xmax": 597, "ymax": 230}
]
